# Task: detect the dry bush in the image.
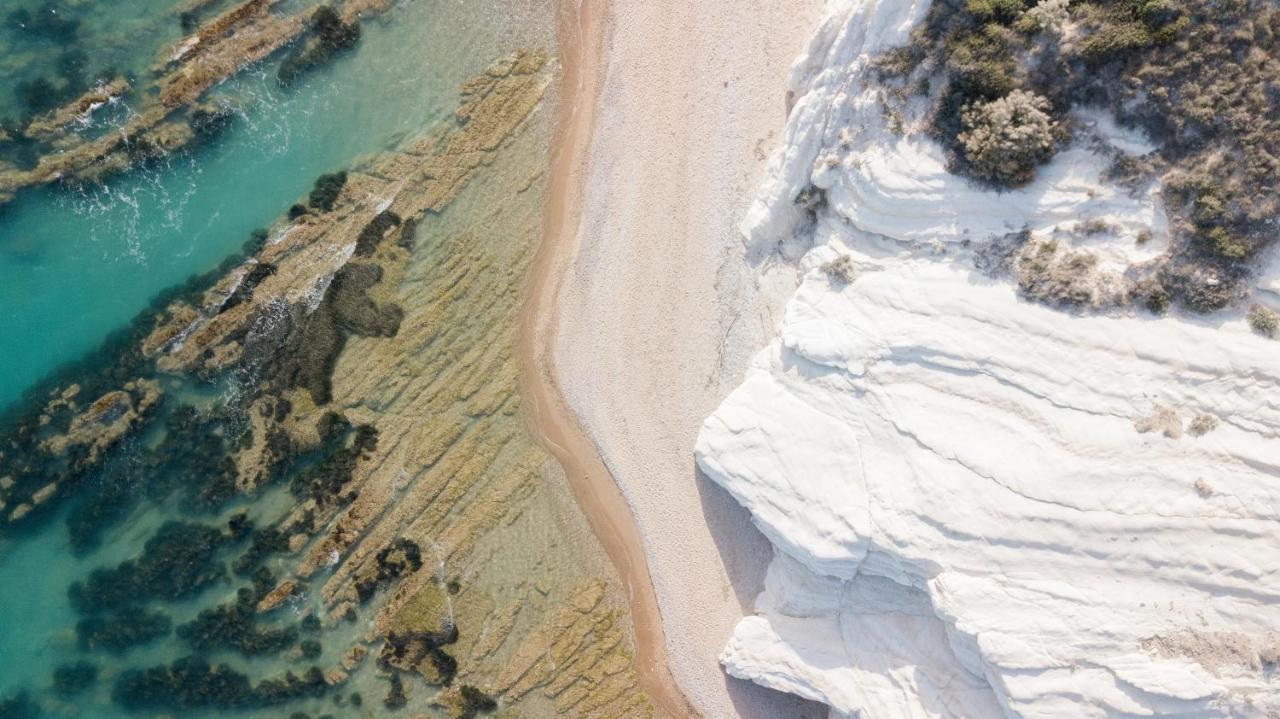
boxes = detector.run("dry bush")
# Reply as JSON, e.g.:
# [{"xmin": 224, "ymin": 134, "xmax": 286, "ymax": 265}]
[
  {"xmin": 880, "ymin": 0, "xmax": 1280, "ymax": 311},
  {"xmin": 1135, "ymin": 403, "xmax": 1183, "ymax": 439},
  {"xmin": 1014, "ymin": 239, "xmax": 1112, "ymax": 307},
  {"xmin": 958, "ymin": 90, "xmax": 1059, "ymax": 186}
]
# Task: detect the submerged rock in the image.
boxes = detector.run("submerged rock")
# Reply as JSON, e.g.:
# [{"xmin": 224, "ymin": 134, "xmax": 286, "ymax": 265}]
[
  {"xmin": 41, "ymin": 380, "xmax": 163, "ymax": 478},
  {"xmin": 69, "ymin": 521, "xmax": 227, "ymax": 613},
  {"xmin": 257, "ymin": 579, "xmax": 301, "ymax": 613},
  {"xmin": 0, "ymin": 690, "xmax": 39, "ymax": 719},
  {"xmin": 77, "ymin": 607, "xmax": 172, "ymax": 652},
  {"xmin": 51, "ymin": 661, "xmax": 98, "ymax": 698}
]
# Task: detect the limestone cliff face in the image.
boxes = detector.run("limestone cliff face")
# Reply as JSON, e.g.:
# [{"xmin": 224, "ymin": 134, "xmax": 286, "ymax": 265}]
[{"xmin": 695, "ymin": 1, "xmax": 1280, "ymax": 716}]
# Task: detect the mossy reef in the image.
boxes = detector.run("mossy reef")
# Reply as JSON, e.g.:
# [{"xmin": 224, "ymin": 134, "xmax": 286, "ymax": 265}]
[{"xmin": 0, "ymin": 49, "xmax": 653, "ymax": 719}]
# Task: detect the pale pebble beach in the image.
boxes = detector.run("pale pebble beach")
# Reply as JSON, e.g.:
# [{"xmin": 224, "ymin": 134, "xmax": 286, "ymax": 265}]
[
  {"xmin": 543, "ymin": 0, "xmax": 1280, "ymax": 716},
  {"xmin": 534, "ymin": 0, "xmax": 829, "ymax": 716}
]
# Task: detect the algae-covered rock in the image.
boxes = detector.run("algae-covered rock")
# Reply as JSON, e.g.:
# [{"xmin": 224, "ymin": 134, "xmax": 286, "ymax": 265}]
[
  {"xmin": 68, "ymin": 521, "xmax": 227, "ymax": 612},
  {"xmin": 76, "ymin": 607, "xmax": 172, "ymax": 652},
  {"xmin": 277, "ymin": 6, "xmax": 361, "ymax": 88},
  {"xmin": 51, "ymin": 661, "xmax": 99, "ymax": 697},
  {"xmin": 178, "ymin": 600, "xmax": 299, "ymax": 656},
  {"xmin": 433, "ymin": 684, "xmax": 499, "ymax": 719},
  {"xmin": 393, "ymin": 581, "xmax": 453, "ymax": 639}
]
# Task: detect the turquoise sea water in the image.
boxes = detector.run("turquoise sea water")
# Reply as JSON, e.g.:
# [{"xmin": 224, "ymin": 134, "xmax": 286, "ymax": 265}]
[
  {"xmin": 0, "ymin": 1, "xmax": 556, "ymax": 716},
  {"xmin": 0, "ymin": 0, "xmax": 547, "ymax": 411}
]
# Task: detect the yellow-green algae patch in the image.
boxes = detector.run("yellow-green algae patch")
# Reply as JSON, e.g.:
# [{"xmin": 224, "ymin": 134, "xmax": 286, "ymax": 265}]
[{"xmin": 392, "ymin": 581, "xmax": 452, "ymax": 637}]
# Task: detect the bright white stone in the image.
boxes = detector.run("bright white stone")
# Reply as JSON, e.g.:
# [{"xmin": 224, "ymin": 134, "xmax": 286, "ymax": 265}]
[{"xmin": 698, "ymin": 0, "xmax": 1280, "ymax": 716}]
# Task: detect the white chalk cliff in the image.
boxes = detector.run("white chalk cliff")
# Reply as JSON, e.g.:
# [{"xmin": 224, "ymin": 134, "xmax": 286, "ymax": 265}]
[{"xmin": 694, "ymin": 0, "xmax": 1280, "ymax": 717}]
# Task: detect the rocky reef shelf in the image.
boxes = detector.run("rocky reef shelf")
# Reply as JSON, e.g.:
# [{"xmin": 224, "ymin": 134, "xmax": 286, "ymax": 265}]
[{"xmin": 0, "ymin": 44, "xmax": 654, "ymax": 719}]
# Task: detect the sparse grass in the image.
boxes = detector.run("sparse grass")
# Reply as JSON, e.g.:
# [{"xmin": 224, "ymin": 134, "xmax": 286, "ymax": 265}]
[
  {"xmin": 1188, "ymin": 413, "xmax": 1219, "ymax": 436},
  {"xmin": 1077, "ymin": 218, "xmax": 1114, "ymax": 236},
  {"xmin": 821, "ymin": 255, "xmax": 857, "ymax": 285}
]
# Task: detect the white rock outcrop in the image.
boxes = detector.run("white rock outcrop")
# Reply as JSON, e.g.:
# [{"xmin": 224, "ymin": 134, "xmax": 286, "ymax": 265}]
[{"xmin": 695, "ymin": 0, "xmax": 1280, "ymax": 716}]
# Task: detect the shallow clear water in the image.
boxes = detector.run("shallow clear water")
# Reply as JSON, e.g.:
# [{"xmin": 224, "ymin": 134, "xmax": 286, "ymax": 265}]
[
  {"xmin": 0, "ymin": 1, "xmax": 609, "ymax": 717},
  {"xmin": 0, "ymin": 0, "xmax": 550, "ymax": 411}
]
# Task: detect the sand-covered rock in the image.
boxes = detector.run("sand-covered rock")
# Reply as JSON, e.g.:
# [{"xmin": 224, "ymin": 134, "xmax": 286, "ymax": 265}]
[{"xmin": 696, "ymin": 0, "xmax": 1280, "ymax": 716}]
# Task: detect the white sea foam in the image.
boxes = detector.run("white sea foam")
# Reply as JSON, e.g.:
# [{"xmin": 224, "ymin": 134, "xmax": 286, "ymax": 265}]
[{"xmin": 696, "ymin": 0, "xmax": 1280, "ymax": 716}]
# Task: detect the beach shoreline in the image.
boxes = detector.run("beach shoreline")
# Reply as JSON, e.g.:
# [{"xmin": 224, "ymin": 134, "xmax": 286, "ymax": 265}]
[
  {"xmin": 517, "ymin": 0, "xmax": 694, "ymax": 716},
  {"xmin": 521, "ymin": 0, "xmax": 827, "ymax": 716}
]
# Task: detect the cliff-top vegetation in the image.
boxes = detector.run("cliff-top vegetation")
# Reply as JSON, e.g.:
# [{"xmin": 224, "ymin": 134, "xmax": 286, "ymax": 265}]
[{"xmin": 876, "ymin": 0, "xmax": 1280, "ymax": 312}]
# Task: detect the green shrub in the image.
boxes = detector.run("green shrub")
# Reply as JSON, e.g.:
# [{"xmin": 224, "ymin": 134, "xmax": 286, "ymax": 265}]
[
  {"xmin": 1145, "ymin": 287, "xmax": 1170, "ymax": 313},
  {"xmin": 1081, "ymin": 22, "xmax": 1154, "ymax": 61},
  {"xmin": 966, "ymin": 0, "xmax": 1028, "ymax": 25},
  {"xmin": 872, "ymin": 45, "xmax": 925, "ymax": 80},
  {"xmin": 1249, "ymin": 304, "xmax": 1278, "ymax": 338},
  {"xmin": 945, "ymin": 27, "xmax": 1018, "ymax": 101},
  {"xmin": 1015, "ymin": 0, "xmax": 1069, "ymax": 34},
  {"xmin": 1199, "ymin": 226, "xmax": 1247, "ymax": 261}
]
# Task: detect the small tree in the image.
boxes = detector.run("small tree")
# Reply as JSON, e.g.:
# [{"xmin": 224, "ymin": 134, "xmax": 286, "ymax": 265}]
[{"xmin": 958, "ymin": 90, "xmax": 1058, "ymax": 187}]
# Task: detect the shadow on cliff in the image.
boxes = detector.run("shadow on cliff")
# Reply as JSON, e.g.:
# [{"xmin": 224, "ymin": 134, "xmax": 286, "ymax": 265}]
[
  {"xmin": 694, "ymin": 466, "xmax": 829, "ymax": 719},
  {"xmin": 694, "ymin": 465, "xmax": 772, "ymax": 612}
]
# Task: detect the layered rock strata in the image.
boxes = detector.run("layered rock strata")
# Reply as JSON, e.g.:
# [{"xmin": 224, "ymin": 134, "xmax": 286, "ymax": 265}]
[
  {"xmin": 0, "ymin": 51, "xmax": 652, "ymax": 718},
  {"xmin": 696, "ymin": 1, "xmax": 1280, "ymax": 717}
]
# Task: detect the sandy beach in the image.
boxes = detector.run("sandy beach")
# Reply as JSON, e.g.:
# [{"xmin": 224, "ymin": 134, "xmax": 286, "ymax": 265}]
[
  {"xmin": 520, "ymin": 0, "xmax": 692, "ymax": 715},
  {"xmin": 522, "ymin": 0, "xmax": 827, "ymax": 716}
]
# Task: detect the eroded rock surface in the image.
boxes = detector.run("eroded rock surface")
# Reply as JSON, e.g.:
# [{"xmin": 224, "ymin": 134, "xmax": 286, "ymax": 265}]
[
  {"xmin": 0, "ymin": 50, "xmax": 652, "ymax": 718},
  {"xmin": 696, "ymin": 1, "xmax": 1280, "ymax": 717}
]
